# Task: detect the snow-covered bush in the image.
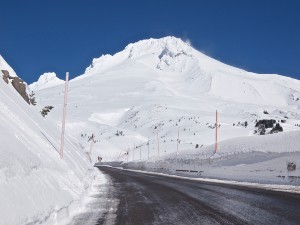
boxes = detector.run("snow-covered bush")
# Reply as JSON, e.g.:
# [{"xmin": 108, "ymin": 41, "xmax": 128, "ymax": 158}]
[
  {"xmin": 254, "ymin": 120, "xmax": 283, "ymax": 135},
  {"xmin": 255, "ymin": 119, "xmax": 276, "ymax": 129},
  {"xmin": 40, "ymin": 105, "xmax": 54, "ymax": 117},
  {"xmin": 257, "ymin": 124, "xmax": 266, "ymax": 135},
  {"xmin": 287, "ymin": 162, "xmax": 296, "ymax": 172},
  {"xmin": 270, "ymin": 123, "xmax": 283, "ymax": 134},
  {"xmin": 29, "ymin": 91, "xmax": 37, "ymax": 105}
]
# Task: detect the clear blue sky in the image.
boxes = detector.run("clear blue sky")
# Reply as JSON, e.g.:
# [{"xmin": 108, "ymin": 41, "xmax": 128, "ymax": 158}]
[{"xmin": 1, "ymin": 0, "xmax": 300, "ymax": 83}]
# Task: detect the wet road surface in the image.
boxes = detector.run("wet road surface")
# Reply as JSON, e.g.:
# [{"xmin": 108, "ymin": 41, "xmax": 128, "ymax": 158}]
[{"xmin": 71, "ymin": 166, "xmax": 300, "ymax": 225}]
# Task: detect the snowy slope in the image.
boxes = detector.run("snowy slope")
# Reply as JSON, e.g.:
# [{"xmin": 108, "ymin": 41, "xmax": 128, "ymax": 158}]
[
  {"xmin": 0, "ymin": 60, "xmax": 94, "ymax": 225},
  {"xmin": 29, "ymin": 72, "xmax": 64, "ymax": 91},
  {"xmin": 0, "ymin": 54, "xmax": 18, "ymax": 77},
  {"xmin": 32, "ymin": 36, "xmax": 300, "ymax": 163}
]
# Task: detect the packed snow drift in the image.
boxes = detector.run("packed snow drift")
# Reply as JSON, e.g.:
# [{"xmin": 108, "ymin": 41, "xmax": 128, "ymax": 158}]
[{"xmin": 0, "ymin": 56, "xmax": 94, "ymax": 225}]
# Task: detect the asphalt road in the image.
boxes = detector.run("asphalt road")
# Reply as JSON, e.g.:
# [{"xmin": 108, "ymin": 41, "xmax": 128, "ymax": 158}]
[{"xmin": 71, "ymin": 166, "xmax": 300, "ymax": 225}]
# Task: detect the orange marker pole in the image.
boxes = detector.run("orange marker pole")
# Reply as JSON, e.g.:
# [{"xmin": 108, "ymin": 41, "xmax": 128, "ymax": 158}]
[
  {"xmin": 215, "ymin": 110, "xmax": 218, "ymax": 153},
  {"xmin": 157, "ymin": 132, "xmax": 160, "ymax": 158},
  {"xmin": 176, "ymin": 127, "xmax": 180, "ymax": 156},
  {"xmin": 148, "ymin": 140, "xmax": 150, "ymax": 159},
  {"xmin": 140, "ymin": 145, "xmax": 142, "ymax": 160},
  {"xmin": 60, "ymin": 72, "xmax": 69, "ymax": 159},
  {"xmin": 133, "ymin": 144, "xmax": 135, "ymax": 161}
]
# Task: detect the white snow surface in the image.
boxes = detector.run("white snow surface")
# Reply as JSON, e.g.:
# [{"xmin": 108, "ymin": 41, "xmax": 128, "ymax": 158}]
[
  {"xmin": 32, "ymin": 36, "xmax": 300, "ymax": 186},
  {"xmin": 0, "ymin": 59, "xmax": 94, "ymax": 225},
  {"xmin": 122, "ymin": 130, "xmax": 300, "ymax": 186},
  {"xmin": 0, "ymin": 54, "xmax": 18, "ymax": 77},
  {"xmin": 29, "ymin": 72, "xmax": 64, "ymax": 91}
]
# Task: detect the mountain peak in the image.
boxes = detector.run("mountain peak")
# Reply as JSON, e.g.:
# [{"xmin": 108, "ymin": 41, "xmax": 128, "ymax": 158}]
[
  {"xmin": 85, "ymin": 36, "xmax": 195, "ymax": 74},
  {"xmin": 124, "ymin": 36, "xmax": 193, "ymax": 59},
  {"xmin": 37, "ymin": 72, "xmax": 58, "ymax": 82},
  {"xmin": 125, "ymin": 36, "xmax": 190, "ymax": 49},
  {"xmin": 29, "ymin": 72, "xmax": 64, "ymax": 91}
]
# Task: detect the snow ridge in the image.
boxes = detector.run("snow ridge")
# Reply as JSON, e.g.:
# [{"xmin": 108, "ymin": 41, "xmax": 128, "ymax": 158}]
[
  {"xmin": 29, "ymin": 72, "xmax": 64, "ymax": 91},
  {"xmin": 0, "ymin": 54, "xmax": 18, "ymax": 77},
  {"xmin": 0, "ymin": 56, "xmax": 94, "ymax": 225}
]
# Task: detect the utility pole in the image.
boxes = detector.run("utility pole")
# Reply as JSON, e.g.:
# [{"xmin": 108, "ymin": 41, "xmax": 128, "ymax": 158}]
[
  {"xmin": 157, "ymin": 132, "xmax": 160, "ymax": 158},
  {"xmin": 215, "ymin": 110, "xmax": 218, "ymax": 153},
  {"xmin": 140, "ymin": 144, "xmax": 142, "ymax": 161},
  {"xmin": 133, "ymin": 144, "xmax": 135, "ymax": 161},
  {"xmin": 60, "ymin": 72, "xmax": 69, "ymax": 159},
  {"xmin": 176, "ymin": 127, "xmax": 180, "ymax": 156},
  {"xmin": 147, "ymin": 139, "xmax": 150, "ymax": 160},
  {"xmin": 127, "ymin": 147, "xmax": 129, "ymax": 162}
]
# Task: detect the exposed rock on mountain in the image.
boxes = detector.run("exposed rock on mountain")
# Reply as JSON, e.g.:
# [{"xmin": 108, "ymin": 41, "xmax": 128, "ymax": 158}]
[{"xmin": 1, "ymin": 68, "xmax": 30, "ymax": 104}]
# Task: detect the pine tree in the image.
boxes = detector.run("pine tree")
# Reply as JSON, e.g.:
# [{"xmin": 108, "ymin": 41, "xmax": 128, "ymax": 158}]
[{"xmin": 29, "ymin": 91, "xmax": 37, "ymax": 106}]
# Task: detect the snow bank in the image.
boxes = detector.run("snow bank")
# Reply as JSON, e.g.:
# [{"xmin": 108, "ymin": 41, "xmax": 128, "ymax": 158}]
[
  {"xmin": 105, "ymin": 167, "xmax": 300, "ymax": 194},
  {"xmin": 0, "ymin": 71, "xmax": 94, "ymax": 224},
  {"xmin": 121, "ymin": 130, "xmax": 300, "ymax": 186}
]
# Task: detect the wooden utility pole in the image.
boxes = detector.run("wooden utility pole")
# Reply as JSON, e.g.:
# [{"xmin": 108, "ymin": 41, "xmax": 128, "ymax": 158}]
[
  {"xmin": 176, "ymin": 127, "xmax": 180, "ymax": 156},
  {"xmin": 60, "ymin": 72, "xmax": 69, "ymax": 159},
  {"xmin": 215, "ymin": 110, "xmax": 218, "ymax": 153},
  {"xmin": 157, "ymin": 132, "xmax": 160, "ymax": 158}
]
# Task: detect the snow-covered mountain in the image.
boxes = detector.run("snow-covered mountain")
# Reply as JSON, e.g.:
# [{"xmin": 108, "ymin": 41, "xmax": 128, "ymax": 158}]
[
  {"xmin": 29, "ymin": 72, "xmax": 64, "ymax": 91},
  {"xmin": 1, "ymin": 37, "xmax": 300, "ymax": 224},
  {"xmin": 0, "ymin": 56, "xmax": 94, "ymax": 225},
  {"xmin": 33, "ymin": 36, "xmax": 300, "ymax": 161}
]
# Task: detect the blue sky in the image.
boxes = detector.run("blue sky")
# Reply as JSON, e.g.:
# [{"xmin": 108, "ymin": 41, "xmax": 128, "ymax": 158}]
[{"xmin": 1, "ymin": 0, "xmax": 300, "ymax": 83}]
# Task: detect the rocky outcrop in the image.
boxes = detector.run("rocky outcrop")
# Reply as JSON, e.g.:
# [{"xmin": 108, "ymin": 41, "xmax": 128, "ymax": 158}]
[
  {"xmin": 2, "ymin": 70, "xmax": 12, "ymax": 84},
  {"xmin": 2, "ymin": 70, "xmax": 30, "ymax": 104},
  {"xmin": 11, "ymin": 77, "xmax": 30, "ymax": 104}
]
